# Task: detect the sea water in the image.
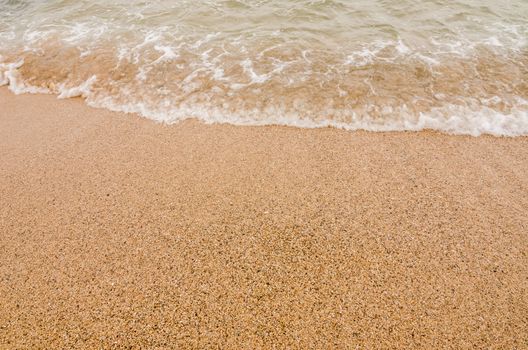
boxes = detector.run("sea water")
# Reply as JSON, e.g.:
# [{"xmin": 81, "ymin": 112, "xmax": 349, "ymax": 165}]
[{"xmin": 1, "ymin": 0, "xmax": 527, "ymax": 135}]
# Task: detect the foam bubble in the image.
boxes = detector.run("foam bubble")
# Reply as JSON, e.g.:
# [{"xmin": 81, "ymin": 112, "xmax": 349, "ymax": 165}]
[
  {"xmin": 0, "ymin": 0, "xmax": 527, "ymax": 136},
  {"xmin": 0, "ymin": 60, "xmax": 50, "ymax": 94},
  {"xmin": 57, "ymin": 76, "xmax": 97, "ymax": 99}
]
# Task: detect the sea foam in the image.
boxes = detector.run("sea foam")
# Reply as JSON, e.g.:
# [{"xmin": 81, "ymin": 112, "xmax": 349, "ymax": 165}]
[{"xmin": 0, "ymin": 0, "xmax": 527, "ymax": 136}]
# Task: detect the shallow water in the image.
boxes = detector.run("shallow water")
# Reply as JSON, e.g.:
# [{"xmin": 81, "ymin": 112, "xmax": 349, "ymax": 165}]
[{"xmin": 1, "ymin": 0, "xmax": 527, "ymax": 135}]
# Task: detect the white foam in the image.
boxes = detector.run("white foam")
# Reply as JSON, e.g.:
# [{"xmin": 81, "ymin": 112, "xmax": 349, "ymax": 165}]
[
  {"xmin": 153, "ymin": 45, "xmax": 178, "ymax": 63},
  {"xmin": 57, "ymin": 76, "xmax": 97, "ymax": 99},
  {"xmin": 1, "ymin": 0, "xmax": 527, "ymax": 137},
  {"xmin": 191, "ymin": 32, "xmax": 220, "ymax": 49},
  {"xmin": 241, "ymin": 59, "xmax": 270, "ymax": 84},
  {"xmin": 395, "ymin": 39, "xmax": 411, "ymax": 54},
  {"xmin": 74, "ymin": 86, "xmax": 528, "ymax": 137},
  {"xmin": 343, "ymin": 39, "xmax": 414, "ymax": 67},
  {"xmin": 1, "ymin": 49, "xmax": 526, "ymax": 137},
  {"xmin": 0, "ymin": 60, "xmax": 50, "ymax": 94}
]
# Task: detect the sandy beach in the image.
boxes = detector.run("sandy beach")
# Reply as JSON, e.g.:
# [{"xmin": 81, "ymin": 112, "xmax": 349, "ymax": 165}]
[{"xmin": 0, "ymin": 87, "xmax": 527, "ymax": 348}]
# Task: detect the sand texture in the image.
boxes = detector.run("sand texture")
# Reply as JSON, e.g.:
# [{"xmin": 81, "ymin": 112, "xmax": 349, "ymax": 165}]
[{"xmin": 0, "ymin": 88, "xmax": 527, "ymax": 349}]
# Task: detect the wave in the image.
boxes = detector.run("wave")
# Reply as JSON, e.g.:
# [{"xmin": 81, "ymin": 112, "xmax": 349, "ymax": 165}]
[{"xmin": 1, "ymin": 0, "xmax": 527, "ymax": 136}]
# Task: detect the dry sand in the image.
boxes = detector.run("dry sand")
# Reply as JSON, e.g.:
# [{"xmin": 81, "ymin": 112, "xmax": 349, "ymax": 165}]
[{"xmin": 0, "ymin": 87, "xmax": 527, "ymax": 349}]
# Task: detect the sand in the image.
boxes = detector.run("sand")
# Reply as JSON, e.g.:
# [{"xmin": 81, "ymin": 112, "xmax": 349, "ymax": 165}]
[{"xmin": 0, "ymin": 87, "xmax": 527, "ymax": 349}]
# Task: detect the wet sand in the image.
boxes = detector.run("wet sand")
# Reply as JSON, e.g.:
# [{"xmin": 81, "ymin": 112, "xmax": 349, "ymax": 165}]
[{"xmin": 0, "ymin": 87, "xmax": 527, "ymax": 348}]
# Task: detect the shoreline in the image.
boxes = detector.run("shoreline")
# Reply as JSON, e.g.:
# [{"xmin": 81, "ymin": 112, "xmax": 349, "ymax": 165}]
[{"xmin": 1, "ymin": 87, "xmax": 527, "ymax": 348}]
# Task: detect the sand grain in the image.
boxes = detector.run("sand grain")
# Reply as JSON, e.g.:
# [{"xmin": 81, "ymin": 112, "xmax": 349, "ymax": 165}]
[{"xmin": 0, "ymin": 88, "xmax": 527, "ymax": 348}]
